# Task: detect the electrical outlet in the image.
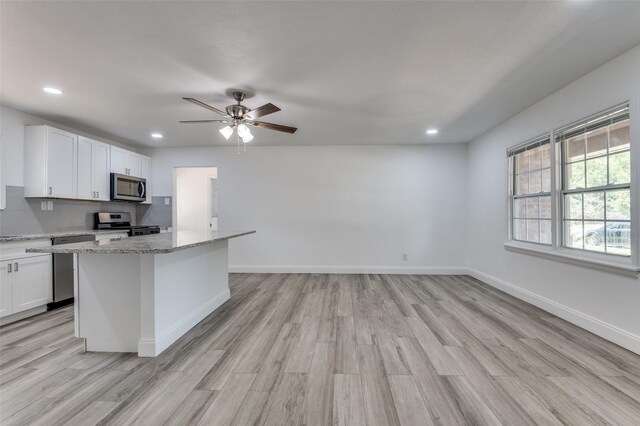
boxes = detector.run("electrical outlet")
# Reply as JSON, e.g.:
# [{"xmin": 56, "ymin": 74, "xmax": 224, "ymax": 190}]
[
  {"xmin": 41, "ymin": 201, "xmax": 47, "ymax": 211},
  {"xmin": 164, "ymin": 198, "xmax": 170, "ymax": 205},
  {"xmin": 402, "ymin": 253, "xmax": 408, "ymax": 261},
  {"xmin": 47, "ymin": 201, "xmax": 54, "ymax": 210}
]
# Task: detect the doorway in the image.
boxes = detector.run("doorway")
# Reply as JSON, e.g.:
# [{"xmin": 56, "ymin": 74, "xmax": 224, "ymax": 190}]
[{"xmin": 173, "ymin": 167, "xmax": 218, "ymax": 231}]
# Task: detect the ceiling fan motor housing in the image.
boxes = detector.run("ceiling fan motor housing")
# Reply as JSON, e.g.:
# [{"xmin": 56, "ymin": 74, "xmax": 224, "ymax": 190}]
[{"xmin": 226, "ymin": 104, "xmax": 250, "ymax": 119}]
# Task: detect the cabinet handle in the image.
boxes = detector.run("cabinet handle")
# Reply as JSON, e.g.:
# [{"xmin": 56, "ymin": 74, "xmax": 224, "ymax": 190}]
[
  {"xmin": 48, "ymin": 187, "xmax": 53, "ymax": 195},
  {"xmin": 97, "ymin": 191, "xmax": 100, "ymax": 198},
  {"xmin": 7, "ymin": 263, "xmax": 11, "ymax": 273},
  {"xmin": 14, "ymin": 263, "xmax": 18, "ymax": 272}
]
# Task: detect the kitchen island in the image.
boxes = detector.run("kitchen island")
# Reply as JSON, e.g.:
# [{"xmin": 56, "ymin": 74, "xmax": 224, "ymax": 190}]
[{"xmin": 27, "ymin": 230, "xmax": 255, "ymax": 357}]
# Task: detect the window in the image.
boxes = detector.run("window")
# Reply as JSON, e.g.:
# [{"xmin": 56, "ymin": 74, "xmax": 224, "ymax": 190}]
[
  {"xmin": 509, "ymin": 136, "xmax": 552, "ymax": 245},
  {"xmin": 557, "ymin": 105, "xmax": 631, "ymax": 256},
  {"xmin": 507, "ymin": 102, "xmax": 636, "ymax": 271}
]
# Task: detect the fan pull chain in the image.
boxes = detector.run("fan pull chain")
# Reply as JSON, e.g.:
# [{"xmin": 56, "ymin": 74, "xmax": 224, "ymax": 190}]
[{"xmin": 237, "ymin": 130, "xmax": 240, "ymax": 155}]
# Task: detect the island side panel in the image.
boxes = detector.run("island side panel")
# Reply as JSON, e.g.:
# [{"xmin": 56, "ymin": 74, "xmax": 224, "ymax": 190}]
[
  {"xmin": 138, "ymin": 239, "xmax": 231, "ymax": 356},
  {"xmin": 77, "ymin": 253, "xmax": 141, "ymax": 353}
]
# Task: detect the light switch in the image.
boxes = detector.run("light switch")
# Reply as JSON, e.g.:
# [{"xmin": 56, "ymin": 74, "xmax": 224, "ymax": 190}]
[
  {"xmin": 47, "ymin": 201, "xmax": 54, "ymax": 210},
  {"xmin": 41, "ymin": 201, "xmax": 47, "ymax": 211},
  {"xmin": 164, "ymin": 198, "xmax": 170, "ymax": 205}
]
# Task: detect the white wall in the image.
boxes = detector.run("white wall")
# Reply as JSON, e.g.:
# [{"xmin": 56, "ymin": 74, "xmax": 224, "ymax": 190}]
[
  {"xmin": 467, "ymin": 44, "xmax": 640, "ymax": 353},
  {"xmin": 175, "ymin": 167, "xmax": 217, "ymax": 231},
  {"xmin": 150, "ymin": 144, "xmax": 468, "ymax": 273}
]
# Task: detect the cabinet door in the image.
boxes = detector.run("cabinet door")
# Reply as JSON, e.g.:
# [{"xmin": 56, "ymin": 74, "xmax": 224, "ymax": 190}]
[
  {"xmin": 110, "ymin": 146, "xmax": 127, "ymax": 175},
  {"xmin": 46, "ymin": 127, "xmax": 77, "ymax": 198},
  {"xmin": 125, "ymin": 151, "xmax": 141, "ymax": 177},
  {"xmin": 12, "ymin": 255, "xmax": 53, "ymax": 313},
  {"xmin": 93, "ymin": 141, "xmax": 110, "ymax": 201},
  {"xmin": 0, "ymin": 261, "xmax": 13, "ymax": 317},
  {"xmin": 140, "ymin": 155, "xmax": 152, "ymax": 204},
  {"xmin": 77, "ymin": 137, "xmax": 94, "ymax": 200}
]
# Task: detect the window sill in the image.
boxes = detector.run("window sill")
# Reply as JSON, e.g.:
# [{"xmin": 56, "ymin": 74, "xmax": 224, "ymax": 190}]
[{"xmin": 503, "ymin": 241, "xmax": 640, "ymax": 278}]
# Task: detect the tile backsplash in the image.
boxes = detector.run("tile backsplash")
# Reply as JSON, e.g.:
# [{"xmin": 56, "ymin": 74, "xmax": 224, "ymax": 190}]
[
  {"xmin": 0, "ymin": 186, "xmax": 138, "ymax": 235},
  {"xmin": 137, "ymin": 196, "xmax": 172, "ymax": 227}
]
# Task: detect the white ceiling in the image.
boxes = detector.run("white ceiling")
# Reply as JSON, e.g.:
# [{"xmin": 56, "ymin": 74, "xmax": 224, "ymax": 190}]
[{"xmin": 2, "ymin": 1, "xmax": 640, "ymax": 148}]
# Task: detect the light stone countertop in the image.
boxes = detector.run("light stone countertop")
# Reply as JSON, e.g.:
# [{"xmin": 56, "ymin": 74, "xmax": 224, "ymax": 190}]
[
  {"xmin": 25, "ymin": 230, "xmax": 256, "ymax": 254},
  {"xmin": 0, "ymin": 229, "xmax": 139, "ymax": 243}
]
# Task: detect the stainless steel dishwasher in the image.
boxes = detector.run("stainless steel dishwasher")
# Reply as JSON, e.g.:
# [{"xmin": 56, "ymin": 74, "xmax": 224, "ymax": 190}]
[{"xmin": 50, "ymin": 234, "xmax": 95, "ymax": 308}]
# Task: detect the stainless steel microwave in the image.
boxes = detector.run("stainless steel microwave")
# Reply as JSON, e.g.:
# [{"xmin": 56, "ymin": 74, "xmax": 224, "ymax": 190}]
[{"xmin": 110, "ymin": 173, "xmax": 146, "ymax": 202}]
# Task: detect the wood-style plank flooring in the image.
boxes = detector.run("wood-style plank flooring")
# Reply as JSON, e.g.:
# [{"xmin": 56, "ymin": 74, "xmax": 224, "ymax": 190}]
[{"xmin": 2, "ymin": 273, "xmax": 640, "ymax": 425}]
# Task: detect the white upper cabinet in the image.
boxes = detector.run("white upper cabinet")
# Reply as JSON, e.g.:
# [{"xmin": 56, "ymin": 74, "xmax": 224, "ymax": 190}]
[
  {"xmin": 78, "ymin": 136, "xmax": 110, "ymax": 201},
  {"xmin": 24, "ymin": 126, "xmax": 78, "ymax": 198},
  {"xmin": 25, "ymin": 125, "xmax": 149, "ymax": 202},
  {"xmin": 111, "ymin": 146, "xmax": 144, "ymax": 178},
  {"xmin": 110, "ymin": 146, "xmax": 127, "ymax": 175},
  {"xmin": 126, "ymin": 151, "xmax": 141, "ymax": 177},
  {"xmin": 140, "ymin": 154, "xmax": 152, "ymax": 204}
]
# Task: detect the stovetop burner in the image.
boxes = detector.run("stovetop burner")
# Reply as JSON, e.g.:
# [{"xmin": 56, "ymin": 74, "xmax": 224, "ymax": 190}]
[{"xmin": 95, "ymin": 212, "xmax": 160, "ymax": 237}]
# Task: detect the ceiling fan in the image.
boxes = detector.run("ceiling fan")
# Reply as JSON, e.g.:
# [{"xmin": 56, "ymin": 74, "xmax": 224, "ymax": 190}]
[{"xmin": 180, "ymin": 91, "xmax": 297, "ymax": 144}]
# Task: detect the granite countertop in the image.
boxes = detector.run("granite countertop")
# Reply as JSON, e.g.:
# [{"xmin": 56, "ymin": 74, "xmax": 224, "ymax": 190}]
[
  {"xmin": 0, "ymin": 229, "xmax": 138, "ymax": 242},
  {"xmin": 25, "ymin": 230, "xmax": 256, "ymax": 254}
]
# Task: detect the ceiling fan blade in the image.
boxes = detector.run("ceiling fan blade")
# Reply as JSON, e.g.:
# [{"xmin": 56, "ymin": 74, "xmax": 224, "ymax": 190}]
[
  {"xmin": 245, "ymin": 103, "xmax": 281, "ymax": 120},
  {"xmin": 182, "ymin": 98, "xmax": 228, "ymax": 116},
  {"xmin": 251, "ymin": 121, "xmax": 297, "ymax": 134},
  {"xmin": 179, "ymin": 119, "xmax": 229, "ymax": 124}
]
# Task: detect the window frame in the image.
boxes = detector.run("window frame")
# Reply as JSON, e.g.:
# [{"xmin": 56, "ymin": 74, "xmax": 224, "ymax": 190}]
[
  {"xmin": 508, "ymin": 135, "xmax": 553, "ymax": 246},
  {"xmin": 505, "ymin": 99, "xmax": 639, "ymax": 276},
  {"xmin": 557, "ymin": 105, "xmax": 632, "ymax": 257}
]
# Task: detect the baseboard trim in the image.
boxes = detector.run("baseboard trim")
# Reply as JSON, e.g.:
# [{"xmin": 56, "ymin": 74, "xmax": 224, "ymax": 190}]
[
  {"xmin": 229, "ymin": 265, "xmax": 468, "ymax": 275},
  {"xmin": 138, "ymin": 288, "xmax": 231, "ymax": 357},
  {"xmin": 467, "ymin": 268, "xmax": 640, "ymax": 355},
  {"xmin": 0, "ymin": 305, "xmax": 48, "ymax": 326}
]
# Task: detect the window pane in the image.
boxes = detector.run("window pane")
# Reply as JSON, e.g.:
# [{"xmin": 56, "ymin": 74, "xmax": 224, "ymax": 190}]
[
  {"xmin": 541, "ymin": 168, "xmax": 551, "ymax": 192},
  {"xmin": 606, "ymin": 189, "xmax": 630, "ymax": 220},
  {"xmin": 526, "ymin": 198, "xmax": 539, "ymax": 218},
  {"xmin": 565, "ymin": 161, "xmax": 585, "ymax": 189},
  {"xmin": 529, "ymin": 170, "xmax": 541, "ymax": 194},
  {"xmin": 516, "ymin": 151, "xmax": 529, "ymax": 173},
  {"xmin": 539, "ymin": 196, "xmax": 551, "ymax": 219},
  {"xmin": 513, "ymin": 198, "xmax": 526, "ymax": 218},
  {"xmin": 586, "ymin": 156, "xmax": 607, "ymax": 188},
  {"xmin": 566, "ymin": 135, "xmax": 585, "ymax": 162},
  {"xmin": 586, "ymin": 127, "xmax": 607, "ymax": 158},
  {"xmin": 609, "ymin": 151, "xmax": 630, "ymax": 185},
  {"xmin": 564, "ymin": 193, "xmax": 583, "ymax": 220},
  {"xmin": 516, "ymin": 173, "xmax": 528, "ymax": 195},
  {"xmin": 540, "ymin": 220, "xmax": 552, "ymax": 245},
  {"xmin": 605, "ymin": 222, "xmax": 631, "ymax": 256},
  {"xmin": 513, "ymin": 219, "xmax": 526, "ymax": 241},
  {"xmin": 565, "ymin": 221, "xmax": 583, "ymax": 249},
  {"xmin": 541, "ymin": 144, "xmax": 550, "ymax": 167},
  {"xmin": 583, "ymin": 191, "xmax": 604, "ymax": 220},
  {"xmin": 584, "ymin": 221, "xmax": 605, "ymax": 252},
  {"xmin": 529, "ymin": 146, "xmax": 542, "ymax": 170},
  {"xmin": 527, "ymin": 220, "xmax": 539, "ymax": 243},
  {"xmin": 609, "ymin": 120, "xmax": 630, "ymax": 153}
]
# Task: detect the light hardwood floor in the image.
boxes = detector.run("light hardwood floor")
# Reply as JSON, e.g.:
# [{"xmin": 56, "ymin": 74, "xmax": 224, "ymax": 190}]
[{"xmin": 1, "ymin": 274, "xmax": 640, "ymax": 425}]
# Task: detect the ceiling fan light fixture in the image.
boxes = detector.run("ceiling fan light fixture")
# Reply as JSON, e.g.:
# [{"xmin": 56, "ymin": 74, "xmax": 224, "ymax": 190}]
[
  {"xmin": 237, "ymin": 124, "xmax": 251, "ymax": 138},
  {"xmin": 241, "ymin": 133, "xmax": 254, "ymax": 143},
  {"xmin": 219, "ymin": 126, "xmax": 234, "ymax": 140}
]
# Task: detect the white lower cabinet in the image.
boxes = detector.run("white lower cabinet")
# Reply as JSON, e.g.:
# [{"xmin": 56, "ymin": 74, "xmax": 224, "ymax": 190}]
[
  {"xmin": 10, "ymin": 256, "xmax": 53, "ymax": 313},
  {"xmin": 0, "ymin": 239, "xmax": 54, "ymax": 319},
  {"xmin": 0, "ymin": 262, "xmax": 13, "ymax": 317}
]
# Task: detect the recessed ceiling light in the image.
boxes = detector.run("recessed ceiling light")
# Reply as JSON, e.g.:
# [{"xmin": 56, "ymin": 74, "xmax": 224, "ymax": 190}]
[
  {"xmin": 151, "ymin": 133, "xmax": 163, "ymax": 139},
  {"xmin": 43, "ymin": 87, "xmax": 63, "ymax": 95},
  {"xmin": 426, "ymin": 129, "xmax": 438, "ymax": 135}
]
